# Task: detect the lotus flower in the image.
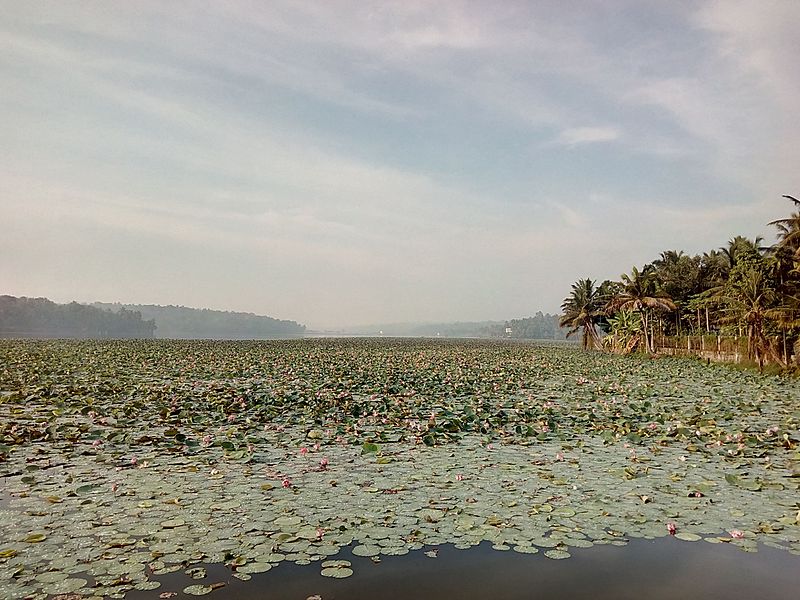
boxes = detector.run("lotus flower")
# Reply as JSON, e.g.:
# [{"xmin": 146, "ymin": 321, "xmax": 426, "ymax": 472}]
[
  {"xmin": 729, "ymin": 529, "xmax": 744, "ymax": 539},
  {"xmin": 667, "ymin": 522, "xmax": 677, "ymax": 535}
]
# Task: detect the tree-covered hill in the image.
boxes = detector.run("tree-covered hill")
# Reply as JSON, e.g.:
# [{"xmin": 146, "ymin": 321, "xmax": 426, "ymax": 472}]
[
  {"xmin": 94, "ymin": 303, "xmax": 306, "ymax": 339},
  {"xmin": 0, "ymin": 295, "xmax": 155, "ymax": 339}
]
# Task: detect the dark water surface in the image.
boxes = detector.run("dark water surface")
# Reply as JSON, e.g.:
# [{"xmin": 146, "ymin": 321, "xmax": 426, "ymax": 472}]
[{"xmin": 126, "ymin": 538, "xmax": 800, "ymax": 600}]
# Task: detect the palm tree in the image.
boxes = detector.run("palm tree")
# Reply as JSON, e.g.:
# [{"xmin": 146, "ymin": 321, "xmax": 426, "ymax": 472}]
[
  {"xmin": 606, "ymin": 266, "xmax": 676, "ymax": 354},
  {"xmin": 720, "ymin": 235, "xmax": 764, "ymax": 270},
  {"xmin": 560, "ymin": 278, "xmax": 606, "ymax": 350},
  {"xmin": 769, "ymin": 195, "xmax": 800, "ymax": 260},
  {"xmin": 766, "ymin": 194, "xmax": 800, "ymax": 363},
  {"xmin": 715, "ymin": 262, "xmax": 784, "ymax": 370}
]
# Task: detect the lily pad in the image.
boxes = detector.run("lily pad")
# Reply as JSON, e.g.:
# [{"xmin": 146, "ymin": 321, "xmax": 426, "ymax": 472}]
[{"xmin": 321, "ymin": 565, "xmax": 354, "ymax": 578}]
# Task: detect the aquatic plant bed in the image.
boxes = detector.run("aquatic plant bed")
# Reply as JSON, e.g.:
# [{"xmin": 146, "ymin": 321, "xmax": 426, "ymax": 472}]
[{"xmin": 1, "ymin": 339, "xmax": 798, "ymax": 599}]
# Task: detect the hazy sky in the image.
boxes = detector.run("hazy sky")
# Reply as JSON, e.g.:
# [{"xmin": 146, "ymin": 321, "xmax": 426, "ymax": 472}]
[{"xmin": 2, "ymin": 1, "xmax": 798, "ymax": 328}]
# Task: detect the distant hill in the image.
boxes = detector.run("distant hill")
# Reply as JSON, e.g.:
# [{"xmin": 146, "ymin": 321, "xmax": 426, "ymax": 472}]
[
  {"xmin": 0, "ymin": 295, "xmax": 155, "ymax": 339},
  {"xmin": 94, "ymin": 303, "xmax": 306, "ymax": 339},
  {"xmin": 335, "ymin": 312, "xmax": 567, "ymax": 340}
]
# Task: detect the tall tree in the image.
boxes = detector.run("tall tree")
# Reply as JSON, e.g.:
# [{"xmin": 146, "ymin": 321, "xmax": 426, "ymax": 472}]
[
  {"xmin": 714, "ymin": 258, "xmax": 784, "ymax": 370},
  {"xmin": 559, "ymin": 279, "xmax": 606, "ymax": 350},
  {"xmin": 651, "ymin": 250, "xmax": 703, "ymax": 334},
  {"xmin": 766, "ymin": 194, "xmax": 800, "ymax": 363},
  {"xmin": 720, "ymin": 235, "xmax": 764, "ymax": 270},
  {"xmin": 606, "ymin": 266, "xmax": 676, "ymax": 353}
]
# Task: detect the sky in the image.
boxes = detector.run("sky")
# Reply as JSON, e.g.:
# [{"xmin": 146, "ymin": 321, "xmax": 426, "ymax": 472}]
[{"xmin": 2, "ymin": 1, "xmax": 799, "ymax": 329}]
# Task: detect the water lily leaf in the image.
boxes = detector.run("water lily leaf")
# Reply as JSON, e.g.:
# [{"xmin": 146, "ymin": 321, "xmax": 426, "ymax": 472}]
[
  {"xmin": 362, "ymin": 442, "xmax": 380, "ymax": 454},
  {"xmin": 237, "ymin": 562, "xmax": 272, "ymax": 574},
  {"xmin": 674, "ymin": 532, "xmax": 702, "ymax": 542},
  {"xmin": 160, "ymin": 519, "xmax": 186, "ymax": 529},
  {"xmin": 352, "ymin": 544, "xmax": 380, "ymax": 557},
  {"xmin": 49, "ymin": 577, "xmax": 88, "ymax": 594},
  {"xmin": 321, "ymin": 566, "xmax": 353, "ymax": 578},
  {"xmin": 321, "ymin": 560, "xmax": 351, "ymax": 568},
  {"xmin": 185, "ymin": 567, "xmax": 206, "ymax": 579},
  {"xmin": 183, "ymin": 585, "xmax": 214, "ymax": 596}
]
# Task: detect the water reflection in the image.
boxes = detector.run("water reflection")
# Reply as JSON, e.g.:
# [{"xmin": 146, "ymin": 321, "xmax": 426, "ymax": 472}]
[{"xmin": 128, "ymin": 538, "xmax": 800, "ymax": 600}]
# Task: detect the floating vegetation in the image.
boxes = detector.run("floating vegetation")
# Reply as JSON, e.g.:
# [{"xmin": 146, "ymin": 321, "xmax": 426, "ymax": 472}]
[{"xmin": 0, "ymin": 339, "xmax": 799, "ymax": 598}]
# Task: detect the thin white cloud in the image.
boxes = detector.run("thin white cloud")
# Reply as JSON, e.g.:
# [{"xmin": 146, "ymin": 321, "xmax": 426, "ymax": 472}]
[{"xmin": 555, "ymin": 126, "xmax": 621, "ymax": 146}]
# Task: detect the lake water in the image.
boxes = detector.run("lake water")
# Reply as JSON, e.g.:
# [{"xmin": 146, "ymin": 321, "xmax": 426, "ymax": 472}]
[{"xmin": 127, "ymin": 538, "xmax": 800, "ymax": 600}]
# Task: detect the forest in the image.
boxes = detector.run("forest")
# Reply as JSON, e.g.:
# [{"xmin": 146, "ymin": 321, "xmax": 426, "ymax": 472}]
[
  {"xmin": 0, "ymin": 296, "xmax": 155, "ymax": 338},
  {"xmin": 94, "ymin": 303, "xmax": 306, "ymax": 339},
  {"xmin": 561, "ymin": 195, "xmax": 800, "ymax": 369}
]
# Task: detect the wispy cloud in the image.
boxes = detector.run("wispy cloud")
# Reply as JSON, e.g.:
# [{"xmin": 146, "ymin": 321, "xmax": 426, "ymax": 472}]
[{"xmin": 555, "ymin": 126, "xmax": 621, "ymax": 146}]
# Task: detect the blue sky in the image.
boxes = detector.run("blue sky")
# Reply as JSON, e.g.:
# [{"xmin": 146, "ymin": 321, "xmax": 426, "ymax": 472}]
[{"xmin": 2, "ymin": 1, "xmax": 798, "ymax": 328}]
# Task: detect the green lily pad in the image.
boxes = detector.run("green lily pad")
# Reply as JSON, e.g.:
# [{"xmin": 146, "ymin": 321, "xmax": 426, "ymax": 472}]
[
  {"xmin": 352, "ymin": 544, "xmax": 380, "ymax": 557},
  {"xmin": 321, "ymin": 566, "xmax": 354, "ymax": 578}
]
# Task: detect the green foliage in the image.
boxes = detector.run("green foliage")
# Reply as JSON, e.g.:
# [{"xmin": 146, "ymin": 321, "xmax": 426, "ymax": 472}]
[
  {"xmin": 0, "ymin": 295, "xmax": 155, "ymax": 339},
  {"xmin": 485, "ymin": 312, "xmax": 567, "ymax": 340},
  {"xmin": 94, "ymin": 302, "xmax": 305, "ymax": 339},
  {"xmin": 564, "ymin": 194, "xmax": 800, "ymax": 367},
  {"xmin": 559, "ymin": 279, "xmax": 606, "ymax": 350},
  {"xmin": 603, "ymin": 310, "xmax": 643, "ymax": 354}
]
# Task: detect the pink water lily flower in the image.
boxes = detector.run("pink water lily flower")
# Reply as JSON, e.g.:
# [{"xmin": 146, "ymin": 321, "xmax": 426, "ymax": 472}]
[
  {"xmin": 300, "ymin": 447, "xmax": 309, "ymax": 456},
  {"xmin": 282, "ymin": 478, "xmax": 292, "ymax": 488},
  {"xmin": 729, "ymin": 529, "xmax": 745, "ymax": 539},
  {"xmin": 319, "ymin": 457, "xmax": 329, "ymax": 470},
  {"xmin": 667, "ymin": 522, "xmax": 677, "ymax": 535}
]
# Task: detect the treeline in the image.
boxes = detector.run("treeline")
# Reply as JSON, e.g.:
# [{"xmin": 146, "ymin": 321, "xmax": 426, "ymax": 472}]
[
  {"xmin": 95, "ymin": 303, "xmax": 305, "ymax": 339},
  {"xmin": 0, "ymin": 296, "xmax": 155, "ymax": 339},
  {"xmin": 483, "ymin": 312, "xmax": 567, "ymax": 340},
  {"xmin": 561, "ymin": 195, "xmax": 800, "ymax": 369},
  {"xmin": 339, "ymin": 313, "xmax": 565, "ymax": 339}
]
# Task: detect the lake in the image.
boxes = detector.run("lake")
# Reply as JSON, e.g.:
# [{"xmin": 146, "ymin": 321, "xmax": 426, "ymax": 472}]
[{"xmin": 1, "ymin": 339, "xmax": 798, "ymax": 599}]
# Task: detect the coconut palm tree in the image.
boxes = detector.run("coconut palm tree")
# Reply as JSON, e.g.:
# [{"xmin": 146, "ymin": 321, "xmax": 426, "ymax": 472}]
[
  {"xmin": 560, "ymin": 278, "xmax": 606, "ymax": 350},
  {"xmin": 769, "ymin": 195, "xmax": 800, "ymax": 261},
  {"xmin": 720, "ymin": 235, "xmax": 764, "ymax": 270},
  {"xmin": 606, "ymin": 266, "xmax": 676, "ymax": 353},
  {"xmin": 766, "ymin": 194, "xmax": 800, "ymax": 363},
  {"xmin": 715, "ymin": 260, "xmax": 785, "ymax": 371}
]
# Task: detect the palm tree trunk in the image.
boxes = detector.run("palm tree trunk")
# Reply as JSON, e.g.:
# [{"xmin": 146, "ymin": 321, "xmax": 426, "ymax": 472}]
[{"xmin": 641, "ymin": 310, "xmax": 650, "ymax": 354}]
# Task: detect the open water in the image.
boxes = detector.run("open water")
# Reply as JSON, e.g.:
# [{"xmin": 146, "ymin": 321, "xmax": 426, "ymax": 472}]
[{"xmin": 126, "ymin": 537, "xmax": 800, "ymax": 600}]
